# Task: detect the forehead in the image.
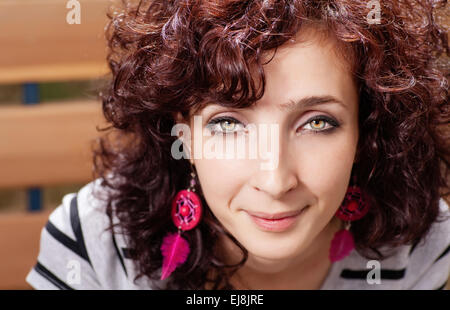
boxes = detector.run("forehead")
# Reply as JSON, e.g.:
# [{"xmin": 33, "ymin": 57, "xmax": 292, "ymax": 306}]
[
  {"xmin": 192, "ymin": 24, "xmax": 357, "ymax": 117},
  {"xmin": 255, "ymin": 29, "xmax": 357, "ymax": 111}
]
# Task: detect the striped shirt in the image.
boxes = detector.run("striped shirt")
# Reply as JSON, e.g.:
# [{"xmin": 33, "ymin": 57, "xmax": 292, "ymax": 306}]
[{"xmin": 26, "ymin": 178, "xmax": 450, "ymax": 290}]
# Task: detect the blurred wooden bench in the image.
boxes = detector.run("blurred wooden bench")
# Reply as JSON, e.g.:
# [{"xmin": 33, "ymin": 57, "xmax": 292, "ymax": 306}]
[
  {"xmin": 0, "ymin": 101, "xmax": 107, "ymax": 189},
  {"xmin": 0, "ymin": 0, "xmax": 110, "ymax": 289},
  {"xmin": 0, "ymin": 0, "xmax": 110, "ymax": 84},
  {"xmin": 0, "ymin": 211, "xmax": 52, "ymax": 289}
]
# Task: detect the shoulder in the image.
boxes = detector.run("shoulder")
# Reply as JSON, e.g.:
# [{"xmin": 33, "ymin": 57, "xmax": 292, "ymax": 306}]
[
  {"xmin": 405, "ymin": 197, "xmax": 450, "ymax": 289},
  {"xmin": 73, "ymin": 179, "xmax": 139, "ymax": 288},
  {"xmin": 75, "ymin": 179, "xmax": 164, "ymax": 289},
  {"xmin": 408, "ymin": 198, "xmax": 450, "ymax": 264},
  {"xmin": 378, "ymin": 197, "xmax": 450, "ymax": 289},
  {"xmin": 25, "ymin": 179, "xmax": 107, "ymax": 289},
  {"xmin": 26, "ymin": 178, "xmax": 155, "ymax": 289},
  {"xmin": 413, "ymin": 198, "xmax": 450, "ymax": 253},
  {"xmin": 321, "ymin": 198, "xmax": 450, "ymax": 290}
]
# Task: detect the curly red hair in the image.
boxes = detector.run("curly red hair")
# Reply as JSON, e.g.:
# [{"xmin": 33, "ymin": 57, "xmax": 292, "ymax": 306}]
[{"xmin": 93, "ymin": 0, "xmax": 450, "ymax": 289}]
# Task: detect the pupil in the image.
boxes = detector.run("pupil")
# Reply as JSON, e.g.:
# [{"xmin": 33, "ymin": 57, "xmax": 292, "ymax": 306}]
[
  {"xmin": 313, "ymin": 120, "xmax": 323, "ymax": 128},
  {"xmin": 222, "ymin": 121, "xmax": 234, "ymax": 130}
]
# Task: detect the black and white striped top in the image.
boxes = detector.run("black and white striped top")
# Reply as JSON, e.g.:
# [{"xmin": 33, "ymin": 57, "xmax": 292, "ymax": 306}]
[{"xmin": 26, "ymin": 179, "xmax": 450, "ymax": 290}]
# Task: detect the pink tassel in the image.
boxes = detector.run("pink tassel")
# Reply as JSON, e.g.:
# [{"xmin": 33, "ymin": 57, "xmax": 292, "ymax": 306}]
[
  {"xmin": 160, "ymin": 232, "xmax": 190, "ymax": 280},
  {"xmin": 329, "ymin": 229, "xmax": 354, "ymax": 262}
]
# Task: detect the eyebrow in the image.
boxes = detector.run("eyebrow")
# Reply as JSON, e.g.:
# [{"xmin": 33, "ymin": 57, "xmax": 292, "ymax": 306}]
[
  {"xmin": 199, "ymin": 95, "xmax": 346, "ymax": 116},
  {"xmin": 277, "ymin": 95, "xmax": 346, "ymax": 112}
]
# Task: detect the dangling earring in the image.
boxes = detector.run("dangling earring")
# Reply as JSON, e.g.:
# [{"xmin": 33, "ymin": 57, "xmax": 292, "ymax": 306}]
[
  {"xmin": 160, "ymin": 166, "xmax": 203, "ymax": 280},
  {"xmin": 329, "ymin": 174, "xmax": 370, "ymax": 262}
]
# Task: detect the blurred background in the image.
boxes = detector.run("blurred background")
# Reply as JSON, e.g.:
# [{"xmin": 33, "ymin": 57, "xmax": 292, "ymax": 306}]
[
  {"xmin": 0, "ymin": 0, "xmax": 111, "ymax": 289},
  {"xmin": 0, "ymin": 0, "xmax": 448, "ymax": 290}
]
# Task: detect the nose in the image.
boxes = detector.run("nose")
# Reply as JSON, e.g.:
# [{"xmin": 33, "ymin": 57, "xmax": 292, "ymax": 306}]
[{"xmin": 249, "ymin": 144, "xmax": 299, "ymax": 200}]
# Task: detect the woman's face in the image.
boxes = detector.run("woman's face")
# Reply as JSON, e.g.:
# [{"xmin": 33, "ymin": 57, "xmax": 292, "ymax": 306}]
[{"xmin": 177, "ymin": 30, "xmax": 359, "ymax": 271}]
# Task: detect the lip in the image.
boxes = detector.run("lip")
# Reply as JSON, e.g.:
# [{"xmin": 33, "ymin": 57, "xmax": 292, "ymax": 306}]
[
  {"xmin": 246, "ymin": 208, "xmax": 307, "ymax": 232},
  {"xmin": 246, "ymin": 209, "xmax": 304, "ymax": 220}
]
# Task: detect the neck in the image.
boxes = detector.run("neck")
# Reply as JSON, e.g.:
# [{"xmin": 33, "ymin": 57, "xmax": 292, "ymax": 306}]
[{"xmin": 214, "ymin": 216, "xmax": 343, "ymax": 290}]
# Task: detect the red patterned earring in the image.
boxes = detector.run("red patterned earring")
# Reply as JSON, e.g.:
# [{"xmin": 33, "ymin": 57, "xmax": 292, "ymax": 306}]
[
  {"xmin": 160, "ymin": 167, "xmax": 203, "ymax": 280},
  {"xmin": 329, "ymin": 174, "xmax": 370, "ymax": 262}
]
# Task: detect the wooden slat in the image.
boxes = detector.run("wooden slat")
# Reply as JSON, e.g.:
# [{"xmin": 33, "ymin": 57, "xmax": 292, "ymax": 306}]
[
  {"xmin": 0, "ymin": 101, "xmax": 108, "ymax": 189},
  {"xmin": 0, "ymin": 0, "xmax": 110, "ymax": 83},
  {"xmin": 2, "ymin": 63, "xmax": 109, "ymax": 85},
  {"xmin": 0, "ymin": 210, "xmax": 52, "ymax": 289}
]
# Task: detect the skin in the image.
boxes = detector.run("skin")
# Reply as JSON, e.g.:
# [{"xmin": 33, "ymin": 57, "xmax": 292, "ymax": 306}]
[{"xmin": 175, "ymin": 27, "xmax": 359, "ymax": 289}]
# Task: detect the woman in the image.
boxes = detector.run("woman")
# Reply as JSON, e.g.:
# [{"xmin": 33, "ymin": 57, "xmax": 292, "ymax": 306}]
[{"xmin": 27, "ymin": 0, "xmax": 449, "ymax": 290}]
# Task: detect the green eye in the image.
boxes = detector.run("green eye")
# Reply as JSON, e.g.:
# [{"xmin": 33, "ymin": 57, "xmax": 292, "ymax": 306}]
[
  {"xmin": 206, "ymin": 116, "xmax": 244, "ymax": 134},
  {"xmin": 220, "ymin": 120, "xmax": 236, "ymax": 131}
]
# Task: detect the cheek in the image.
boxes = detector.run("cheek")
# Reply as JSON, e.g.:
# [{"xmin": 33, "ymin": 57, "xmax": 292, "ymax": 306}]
[
  {"xmin": 295, "ymin": 132, "xmax": 357, "ymax": 212},
  {"xmin": 194, "ymin": 158, "xmax": 249, "ymax": 216}
]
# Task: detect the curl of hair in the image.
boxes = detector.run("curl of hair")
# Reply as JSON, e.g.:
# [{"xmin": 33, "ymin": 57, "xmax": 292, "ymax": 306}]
[{"xmin": 92, "ymin": 0, "xmax": 450, "ymax": 289}]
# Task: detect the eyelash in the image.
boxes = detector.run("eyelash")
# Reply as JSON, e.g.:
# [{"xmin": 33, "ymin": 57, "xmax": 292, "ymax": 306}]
[
  {"xmin": 206, "ymin": 115, "xmax": 340, "ymax": 135},
  {"xmin": 301, "ymin": 115, "xmax": 340, "ymax": 135},
  {"xmin": 206, "ymin": 116, "xmax": 245, "ymax": 134}
]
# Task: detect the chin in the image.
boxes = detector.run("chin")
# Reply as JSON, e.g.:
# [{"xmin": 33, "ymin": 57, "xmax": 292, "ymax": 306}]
[
  {"xmin": 243, "ymin": 248, "xmax": 301, "ymax": 273},
  {"xmin": 244, "ymin": 237, "xmax": 307, "ymax": 262}
]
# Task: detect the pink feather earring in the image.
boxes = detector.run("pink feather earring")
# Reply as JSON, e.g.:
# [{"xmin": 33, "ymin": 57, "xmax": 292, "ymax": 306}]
[
  {"xmin": 329, "ymin": 174, "xmax": 370, "ymax": 262},
  {"xmin": 160, "ymin": 169, "xmax": 203, "ymax": 281}
]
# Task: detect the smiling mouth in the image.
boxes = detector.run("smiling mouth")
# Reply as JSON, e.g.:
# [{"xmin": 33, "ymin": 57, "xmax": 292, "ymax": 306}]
[
  {"xmin": 246, "ymin": 207, "xmax": 307, "ymax": 220},
  {"xmin": 246, "ymin": 206, "xmax": 308, "ymax": 232}
]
